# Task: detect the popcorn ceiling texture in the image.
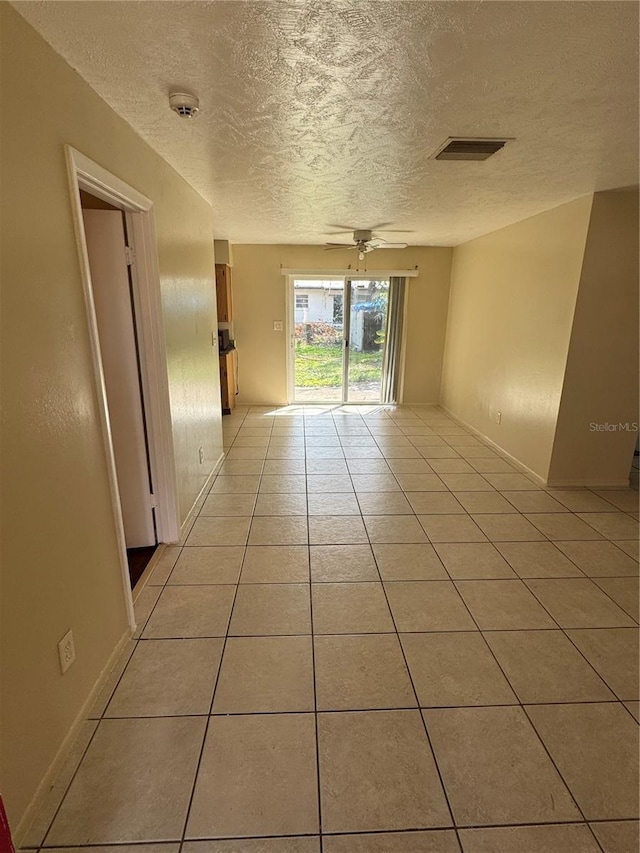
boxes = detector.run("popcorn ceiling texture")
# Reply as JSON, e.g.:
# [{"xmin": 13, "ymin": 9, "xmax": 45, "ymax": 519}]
[{"xmin": 14, "ymin": 0, "xmax": 638, "ymax": 245}]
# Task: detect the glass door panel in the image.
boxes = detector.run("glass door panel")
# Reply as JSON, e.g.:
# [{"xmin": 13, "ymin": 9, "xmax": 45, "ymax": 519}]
[
  {"xmin": 292, "ymin": 278, "xmax": 344, "ymax": 402},
  {"xmin": 346, "ymin": 279, "xmax": 389, "ymax": 403}
]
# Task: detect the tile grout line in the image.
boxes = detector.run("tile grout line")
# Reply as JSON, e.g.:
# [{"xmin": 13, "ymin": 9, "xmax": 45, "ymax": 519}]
[
  {"xmin": 39, "ymin": 405, "xmax": 637, "ymax": 846},
  {"xmin": 520, "ymin": 704, "xmax": 608, "ymax": 853},
  {"xmin": 52, "ymin": 505, "xmax": 187, "ymax": 834},
  {"xmin": 216, "ymin": 403, "xmax": 637, "ymax": 622},
  {"xmin": 34, "ymin": 720, "xmax": 103, "ymax": 848},
  {"xmin": 448, "ymin": 564, "xmax": 610, "ymax": 853},
  {"xmin": 132, "ymin": 625, "xmax": 635, "ymax": 638},
  {"xmin": 503, "ymin": 522, "xmax": 640, "ymax": 681},
  {"xmin": 35, "ymin": 534, "xmax": 187, "ymax": 842},
  {"xmin": 384, "ymin": 409, "xmax": 633, "ymax": 845},
  {"xmin": 81, "ymin": 697, "xmax": 634, "ymax": 722},
  {"xmin": 519, "ymin": 576, "xmax": 639, "ymax": 706},
  {"xmin": 176, "ymin": 466, "xmax": 245, "ymax": 851},
  {"xmin": 307, "ymin": 416, "xmax": 324, "ymax": 853},
  {"xmin": 31, "ymin": 816, "xmax": 640, "ymax": 849},
  {"xmin": 31, "ymin": 817, "xmax": 640, "ymax": 850},
  {"xmin": 340, "ymin": 422, "xmax": 465, "ymax": 841},
  {"xmin": 355, "ymin": 459, "xmax": 464, "ymax": 848}
]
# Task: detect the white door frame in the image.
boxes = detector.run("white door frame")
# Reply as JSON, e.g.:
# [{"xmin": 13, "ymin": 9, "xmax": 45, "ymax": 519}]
[{"xmin": 65, "ymin": 146, "xmax": 180, "ymax": 629}]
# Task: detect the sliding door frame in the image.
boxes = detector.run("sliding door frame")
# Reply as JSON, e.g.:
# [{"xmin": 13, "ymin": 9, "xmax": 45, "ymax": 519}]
[
  {"xmin": 287, "ymin": 274, "xmax": 392, "ymax": 406},
  {"xmin": 342, "ymin": 280, "xmax": 352, "ymax": 404}
]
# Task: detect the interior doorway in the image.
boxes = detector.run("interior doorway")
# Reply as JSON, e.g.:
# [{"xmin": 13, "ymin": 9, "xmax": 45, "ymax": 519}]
[
  {"xmin": 81, "ymin": 197, "xmax": 157, "ymax": 586},
  {"xmin": 290, "ymin": 277, "xmax": 390, "ymax": 404},
  {"xmin": 67, "ymin": 147, "xmax": 180, "ymax": 625}
]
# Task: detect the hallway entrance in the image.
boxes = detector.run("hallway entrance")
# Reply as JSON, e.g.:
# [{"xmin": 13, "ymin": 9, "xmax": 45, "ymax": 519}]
[
  {"xmin": 81, "ymin": 200, "xmax": 157, "ymax": 585},
  {"xmin": 67, "ymin": 148, "xmax": 181, "ymax": 606}
]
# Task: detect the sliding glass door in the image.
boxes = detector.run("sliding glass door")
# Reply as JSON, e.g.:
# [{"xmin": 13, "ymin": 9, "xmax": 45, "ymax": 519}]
[
  {"xmin": 291, "ymin": 278, "xmax": 389, "ymax": 404},
  {"xmin": 346, "ymin": 279, "xmax": 389, "ymax": 402},
  {"xmin": 292, "ymin": 278, "xmax": 344, "ymax": 402}
]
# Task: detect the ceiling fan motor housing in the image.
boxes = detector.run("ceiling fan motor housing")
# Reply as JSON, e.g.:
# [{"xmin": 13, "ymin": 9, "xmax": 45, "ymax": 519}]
[{"xmin": 324, "ymin": 227, "xmax": 408, "ymax": 253}]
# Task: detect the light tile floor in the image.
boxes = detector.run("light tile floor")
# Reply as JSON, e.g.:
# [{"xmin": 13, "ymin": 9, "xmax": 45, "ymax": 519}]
[{"xmin": 23, "ymin": 406, "xmax": 639, "ymax": 853}]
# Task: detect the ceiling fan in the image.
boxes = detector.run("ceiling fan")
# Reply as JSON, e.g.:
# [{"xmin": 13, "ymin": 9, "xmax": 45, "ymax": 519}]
[{"xmin": 325, "ymin": 226, "xmax": 408, "ymax": 260}]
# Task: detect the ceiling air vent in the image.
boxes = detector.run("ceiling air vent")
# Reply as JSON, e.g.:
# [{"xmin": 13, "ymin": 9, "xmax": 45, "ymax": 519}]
[{"xmin": 433, "ymin": 138, "xmax": 508, "ymax": 161}]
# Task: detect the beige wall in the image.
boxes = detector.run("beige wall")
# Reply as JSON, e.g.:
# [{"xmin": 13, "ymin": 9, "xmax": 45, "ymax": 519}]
[
  {"xmin": 231, "ymin": 245, "xmax": 452, "ymax": 406},
  {"xmin": 440, "ymin": 196, "xmax": 594, "ymax": 480},
  {"xmin": 0, "ymin": 5, "xmax": 221, "ymax": 829},
  {"xmin": 548, "ymin": 190, "xmax": 640, "ymax": 485}
]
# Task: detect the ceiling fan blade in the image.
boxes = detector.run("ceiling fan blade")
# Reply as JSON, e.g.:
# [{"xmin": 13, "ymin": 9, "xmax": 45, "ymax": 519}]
[
  {"xmin": 377, "ymin": 242, "xmax": 408, "ymax": 249},
  {"xmin": 324, "ymin": 244, "xmax": 353, "ymax": 250},
  {"xmin": 326, "ymin": 224, "xmax": 357, "ymax": 232},
  {"xmin": 367, "ymin": 222, "xmax": 394, "ymax": 231}
]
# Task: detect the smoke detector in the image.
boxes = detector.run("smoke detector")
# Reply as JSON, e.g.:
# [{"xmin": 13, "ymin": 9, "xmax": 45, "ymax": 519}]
[{"xmin": 169, "ymin": 92, "xmax": 200, "ymax": 119}]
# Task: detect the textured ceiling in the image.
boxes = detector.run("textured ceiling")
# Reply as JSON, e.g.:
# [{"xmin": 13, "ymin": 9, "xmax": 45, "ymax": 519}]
[{"xmin": 14, "ymin": 1, "xmax": 639, "ymax": 245}]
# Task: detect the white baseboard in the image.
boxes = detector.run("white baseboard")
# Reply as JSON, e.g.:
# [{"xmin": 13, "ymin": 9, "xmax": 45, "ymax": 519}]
[
  {"xmin": 545, "ymin": 478, "xmax": 632, "ymax": 489},
  {"xmin": 14, "ymin": 628, "xmax": 132, "ymax": 846},
  {"xmin": 235, "ymin": 399, "xmax": 286, "ymax": 409},
  {"xmin": 131, "ymin": 454, "xmax": 225, "ymax": 600},
  {"xmin": 14, "ymin": 455, "xmax": 227, "ymax": 843},
  {"xmin": 439, "ymin": 406, "xmax": 635, "ymax": 490},
  {"xmin": 438, "ymin": 405, "xmax": 547, "ymax": 485},
  {"xmin": 179, "ymin": 452, "xmax": 224, "ymax": 541}
]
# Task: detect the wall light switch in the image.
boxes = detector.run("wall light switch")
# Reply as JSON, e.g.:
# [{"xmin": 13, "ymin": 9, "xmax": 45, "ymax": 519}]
[{"xmin": 273, "ymin": 321, "xmax": 284, "ymax": 331}]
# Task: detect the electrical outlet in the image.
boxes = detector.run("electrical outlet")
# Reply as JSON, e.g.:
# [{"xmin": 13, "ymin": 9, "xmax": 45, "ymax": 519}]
[
  {"xmin": 199, "ymin": 446, "xmax": 205, "ymax": 464},
  {"xmin": 273, "ymin": 321, "xmax": 283, "ymax": 331},
  {"xmin": 58, "ymin": 629, "xmax": 76, "ymax": 674},
  {"xmin": 496, "ymin": 411, "xmax": 502, "ymax": 424}
]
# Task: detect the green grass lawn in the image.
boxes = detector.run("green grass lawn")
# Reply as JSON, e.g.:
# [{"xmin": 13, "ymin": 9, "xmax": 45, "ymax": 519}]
[{"xmin": 294, "ymin": 344, "xmax": 382, "ymax": 387}]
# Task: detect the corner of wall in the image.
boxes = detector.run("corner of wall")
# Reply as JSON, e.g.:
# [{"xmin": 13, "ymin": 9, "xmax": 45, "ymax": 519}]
[
  {"xmin": 547, "ymin": 189, "xmax": 640, "ymax": 485},
  {"xmin": 439, "ymin": 196, "xmax": 594, "ymax": 480}
]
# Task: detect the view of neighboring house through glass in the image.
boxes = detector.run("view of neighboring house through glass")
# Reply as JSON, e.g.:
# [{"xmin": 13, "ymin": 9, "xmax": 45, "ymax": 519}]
[
  {"xmin": 333, "ymin": 293, "xmax": 343, "ymax": 323},
  {"xmin": 292, "ymin": 278, "xmax": 389, "ymax": 403}
]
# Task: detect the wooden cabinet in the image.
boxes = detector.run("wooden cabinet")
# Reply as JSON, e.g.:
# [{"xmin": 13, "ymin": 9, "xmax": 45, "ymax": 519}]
[
  {"xmin": 215, "ymin": 263, "xmax": 233, "ymax": 322},
  {"xmin": 219, "ymin": 348, "xmax": 237, "ymax": 413},
  {"xmin": 215, "ymin": 262, "xmax": 235, "ymax": 412}
]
